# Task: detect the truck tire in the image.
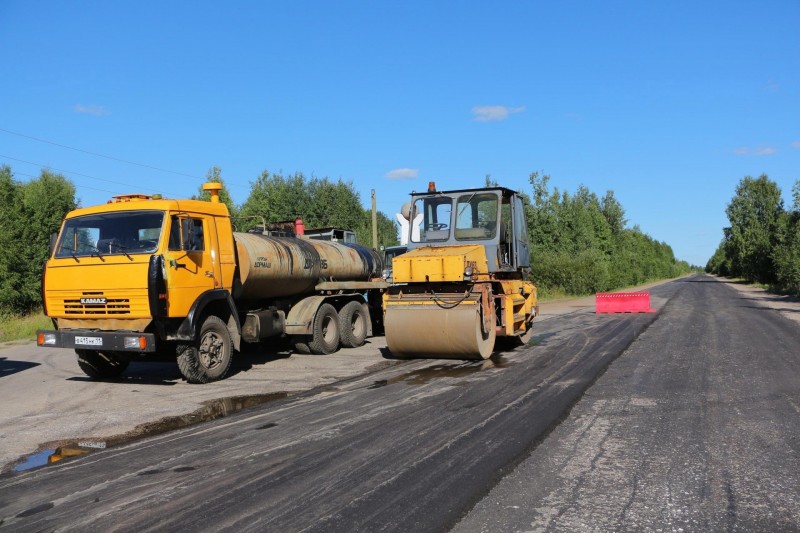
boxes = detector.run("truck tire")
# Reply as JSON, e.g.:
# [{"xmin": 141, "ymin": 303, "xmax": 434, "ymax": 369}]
[
  {"xmin": 308, "ymin": 303, "xmax": 340, "ymax": 355},
  {"xmin": 76, "ymin": 350, "xmax": 129, "ymax": 379},
  {"xmin": 177, "ymin": 315, "xmax": 233, "ymax": 383},
  {"xmin": 339, "ymin": 301, "xmax": 368, "ymax": 348}
]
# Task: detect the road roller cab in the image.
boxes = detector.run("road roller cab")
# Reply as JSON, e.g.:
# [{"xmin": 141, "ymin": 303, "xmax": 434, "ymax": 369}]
[
  {"xmin": 399, "ymin": 184, "xmax": 531, "ymax": 276},
  {"xmin": 384, "ymin": 183, "xmax": 537, "ymax": 360}
]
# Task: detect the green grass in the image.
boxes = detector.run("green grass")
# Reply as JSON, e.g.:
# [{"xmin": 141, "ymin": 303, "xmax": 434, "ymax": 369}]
[
  {"xmin": 537, "ymin": 286, "xmax": 573, "ymax": 301},
  {"xmin": 0, "ymin": 310, "xmax": 52, "ymax": 344}
]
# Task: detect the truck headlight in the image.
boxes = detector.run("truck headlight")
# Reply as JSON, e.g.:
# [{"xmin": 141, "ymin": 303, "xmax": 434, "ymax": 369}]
[
  {"xmin": 124, "ymin": 336, "xmax": 147, "ymax": 350},
  {"xmin": 38, "ymin": 332, "xmax": 57, "ymax": 346}
]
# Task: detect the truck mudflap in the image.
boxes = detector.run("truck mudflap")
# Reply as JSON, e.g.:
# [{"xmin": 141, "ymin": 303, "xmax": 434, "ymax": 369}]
[{"xmin": 37, "ymin": 329, "xmax": 157, "ymax": 353}]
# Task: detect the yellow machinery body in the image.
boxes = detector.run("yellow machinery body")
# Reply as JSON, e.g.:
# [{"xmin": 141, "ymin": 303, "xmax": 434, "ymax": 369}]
[
  {"xmin": 38, "ymin": 183, "xmax": 386, "ymax": 383},
  {"xmin": 41, "ymin": 194, "xmax": 235, "ymax": 331},
  {"xmin": 383, "ymin": 185, "xmax": 538, "ymax": 360}
]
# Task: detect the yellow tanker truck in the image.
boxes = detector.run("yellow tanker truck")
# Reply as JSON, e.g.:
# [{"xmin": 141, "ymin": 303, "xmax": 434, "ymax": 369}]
[
  {"xmin": 37, "ymin": 183, "xmax": 385, "ymax": 383},
  {"xmin": 383, "ymin": 182, "xmax": 538, "ymax": 359}
]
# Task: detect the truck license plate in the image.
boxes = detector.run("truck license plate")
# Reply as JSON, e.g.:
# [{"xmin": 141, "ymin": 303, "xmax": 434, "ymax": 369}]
[{"xmin": 75, "ymin": 336, "xmax": 103, "ymax": 346}]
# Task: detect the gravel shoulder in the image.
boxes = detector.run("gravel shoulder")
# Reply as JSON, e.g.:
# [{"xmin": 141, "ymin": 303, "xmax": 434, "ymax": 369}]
[{"xmin": 715, "ymin": 276, "xmax": 800, "ymax": 326}]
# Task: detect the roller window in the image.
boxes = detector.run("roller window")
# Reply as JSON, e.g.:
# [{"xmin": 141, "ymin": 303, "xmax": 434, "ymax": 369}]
[
  {"xmin": 411, "ymin": 197, "xmax": 452, "ymax": 243},
  {"xmin": 455, "ymin": 193, "xmax": 498, "ymax": 241}
]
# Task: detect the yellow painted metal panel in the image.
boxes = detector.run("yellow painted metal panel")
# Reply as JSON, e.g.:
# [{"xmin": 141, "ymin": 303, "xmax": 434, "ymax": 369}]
[
  {"xmin": 45, "ymin": 259, "xmax": 151, "ymax": 319},
  {"xmin": 392, "ymin": 245, "xmax": 488, "ymax": 283}
]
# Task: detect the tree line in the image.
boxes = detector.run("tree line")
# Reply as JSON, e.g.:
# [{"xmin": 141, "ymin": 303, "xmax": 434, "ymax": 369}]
[
  {"xmin": 706, "ymin": 174, "xmax": 800, "ymax": 294},
  {"xmin": 524, "ymin": 172, "xmax": 692, "ymax": 296},
  {"xmin": 0, "ymin": 164, "xmax": 692, "ymax": 315},
  {"xmin": 0, "ymin": 165, "xmax": 77, "ymax": 313},
  {"xmin": 198, "ymin": 168, "xmax": 398, "ymax": 248}
]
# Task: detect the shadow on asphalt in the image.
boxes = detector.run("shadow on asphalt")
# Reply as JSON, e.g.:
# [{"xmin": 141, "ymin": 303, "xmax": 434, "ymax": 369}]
[
  {"xmin": 0, "ymin": 357, "xmax": 40, "ymax": 378},
  {"xmin": 67, "ymin": 361, "xmax": 181, "ymax": 385}
]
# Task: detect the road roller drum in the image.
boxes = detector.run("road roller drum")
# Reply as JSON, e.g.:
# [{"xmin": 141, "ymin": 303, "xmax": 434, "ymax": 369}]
[{"xmin": 384, "ymin": 293, "xmax": 496, "ymax": 359}]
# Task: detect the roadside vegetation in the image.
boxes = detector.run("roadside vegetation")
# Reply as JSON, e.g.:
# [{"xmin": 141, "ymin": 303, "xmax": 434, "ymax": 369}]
[
  {"xmin": 195, "ymin": 167, "xmax": 399, "ymax": 248},
  {"xmin": 706, "ymin": 174, "xmax": 800, "ymax": 296},
  {"xmin": 0, "ymin": 164, "xmax": 693, "ymax": 339},
  {"xmin": 524, "ymin": 173, "xmax": 693, "ymax": 296},
  {"xmin": 0, "ymin": 166, "xmax": 76, "ymax": 314},
  {"xmin": 0, "ymin": 311, "xmax": 51, "ymax": 344}
]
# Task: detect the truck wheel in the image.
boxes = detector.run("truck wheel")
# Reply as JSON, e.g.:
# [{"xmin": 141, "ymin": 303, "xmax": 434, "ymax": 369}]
[
  {"xmin": 177, "ymin": 316, "xmax": 233, "ymax": 383},
  {"xmin": 76, "ymin": 350, "xmax": 129, "ymax": 379},
  {"xmin": 308, "ymin": 303, "xmax": 340, "ymax": 355},
  {"xmin": 339, "ymin": 301, "xmax": 368, "ymax": 348}
]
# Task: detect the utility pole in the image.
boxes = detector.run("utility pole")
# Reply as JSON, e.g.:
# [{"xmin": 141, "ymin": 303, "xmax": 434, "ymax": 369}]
[{"xmin": 371, "ymin": 189, "xmax": 378, "ymax": 249}]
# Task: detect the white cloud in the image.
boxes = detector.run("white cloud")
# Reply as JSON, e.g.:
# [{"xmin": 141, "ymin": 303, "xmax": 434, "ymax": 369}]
[
  {"xmin": 73, "ymin": 104, "xmax": 110, "ymax": 116},
  {"xmin": 384, "ymin": 168, "xmax": 419, "ymax": 180},
  {"xmin": 791, "ymin": 141, "xmax": 800, "ymax": 148},
  {"xmin": 755, "ymin": 147, "xmax": 778, "ymax": 156},
  {"xmin": 471, "ymin": 105, "xmax": 525, "ymax": 122},
  {"xmin": 734, "ymin": 146, "xmax": 778, "ymax": 156}
]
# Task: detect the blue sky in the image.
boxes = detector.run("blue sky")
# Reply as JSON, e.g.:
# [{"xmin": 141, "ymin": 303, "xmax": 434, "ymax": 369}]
[{"xmin": 1, "ymin": 1, "xmax": 798, "ymax": 266}]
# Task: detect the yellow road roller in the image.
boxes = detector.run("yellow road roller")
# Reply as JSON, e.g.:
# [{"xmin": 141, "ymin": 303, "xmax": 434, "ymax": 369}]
[{"xmin": 384, "ymin": 182, "xmax": 538, "ymax": 359}]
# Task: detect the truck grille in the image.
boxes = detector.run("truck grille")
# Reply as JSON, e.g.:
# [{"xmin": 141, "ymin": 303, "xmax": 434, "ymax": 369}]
[{"xmin": 64, "ymin": 296, "xmax": 131, "ymax": 315}]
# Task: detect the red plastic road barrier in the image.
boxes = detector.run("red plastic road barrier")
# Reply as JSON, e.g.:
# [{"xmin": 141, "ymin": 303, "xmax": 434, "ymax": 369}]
[{"xmin": 595, "ymin": 292, "xmax": 656, "ymax": 314}]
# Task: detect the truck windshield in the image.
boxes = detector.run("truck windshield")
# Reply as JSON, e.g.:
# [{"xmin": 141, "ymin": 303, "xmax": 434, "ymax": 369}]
[{"xmin": 55, "ymin": 211, "xmax": 165, "ymax": 258}]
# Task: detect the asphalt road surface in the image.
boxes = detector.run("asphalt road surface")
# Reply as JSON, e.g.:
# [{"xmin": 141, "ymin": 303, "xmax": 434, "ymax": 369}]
[
  {"xmin": 456, "ymin": 275, "xmax": 800, "ymax": 532},
  {"xmin": 1, "ymin": 275, "xmax": 799, "ymax": 532}
]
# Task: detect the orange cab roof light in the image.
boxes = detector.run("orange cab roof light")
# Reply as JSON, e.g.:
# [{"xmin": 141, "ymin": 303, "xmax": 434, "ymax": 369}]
[{"xmin": 109, "ymin": 193, "xmax": 153, "ymax": 203}]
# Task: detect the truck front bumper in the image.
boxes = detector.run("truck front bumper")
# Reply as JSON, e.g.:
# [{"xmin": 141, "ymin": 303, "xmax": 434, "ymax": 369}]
[{"xmin": 37, "ymin": 329, "xmax": 157, "ymax": 353}]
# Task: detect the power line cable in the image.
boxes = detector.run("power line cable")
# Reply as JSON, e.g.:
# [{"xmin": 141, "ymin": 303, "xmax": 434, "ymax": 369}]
[
  {"xmin": 0, "ymin": 127, "xmax": 201, "ymax": 180},
  {"xmin": 0, "ymin": 154, "xmax": 183, "ymax": 197},
  {"xmin": 11, "ymin": 169, "xmax": 122, "ymax": 195}
]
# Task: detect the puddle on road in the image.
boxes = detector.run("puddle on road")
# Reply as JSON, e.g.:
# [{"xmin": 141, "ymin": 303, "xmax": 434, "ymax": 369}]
[
  {"xmin": 9, "ymin": 392, "xmax": 291, "ymax": 474},
  {"xmin": 12, "ymin": 450, "xmax": 60, "ymax": 472},
  {"xmin": 12, "ymin": 442, "xmax": 105, "ymax": 472},
  {"xmin": 369, "ymin": 356, "xmax": 514, "ymax": 389}
]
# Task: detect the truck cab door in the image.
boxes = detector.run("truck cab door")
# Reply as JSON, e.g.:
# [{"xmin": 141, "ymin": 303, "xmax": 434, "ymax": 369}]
[{"xmin": 164, "ymin": 214, "xmax": 217, "ymax": 317}]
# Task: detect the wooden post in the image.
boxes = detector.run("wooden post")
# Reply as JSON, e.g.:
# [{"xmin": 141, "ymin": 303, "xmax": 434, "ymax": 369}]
[{"xmin": 371, "ymin": 189, "xmax": 378, "ymax": 249}]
